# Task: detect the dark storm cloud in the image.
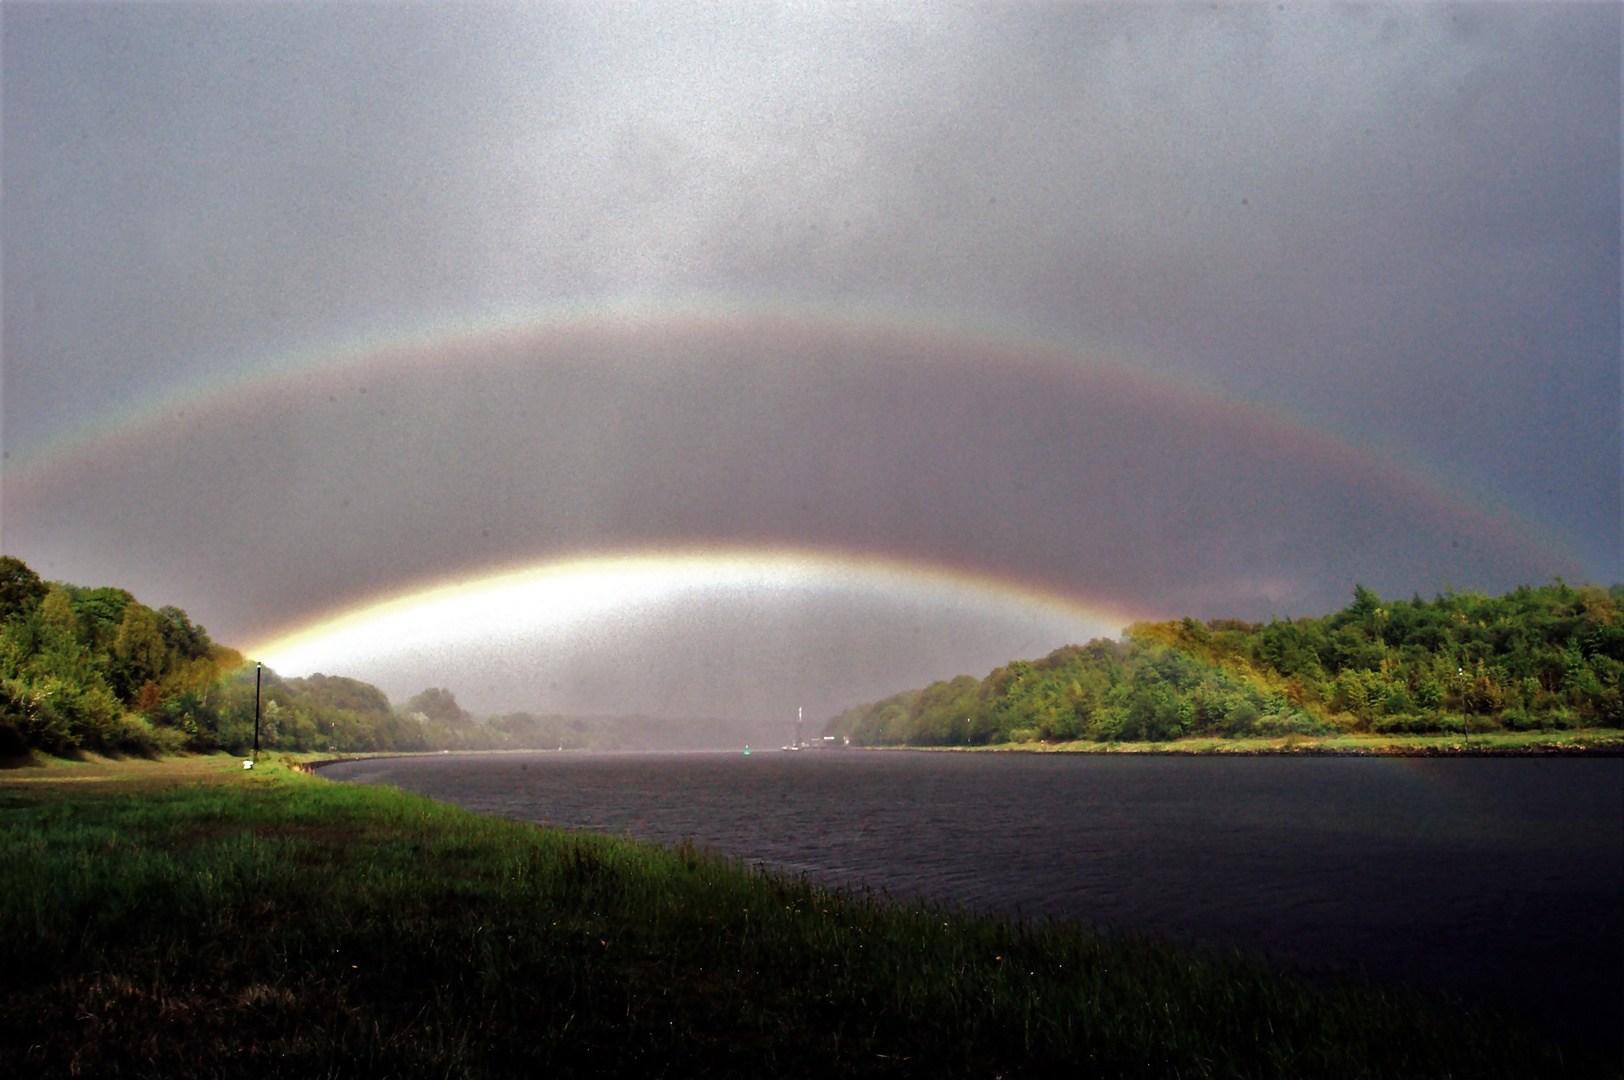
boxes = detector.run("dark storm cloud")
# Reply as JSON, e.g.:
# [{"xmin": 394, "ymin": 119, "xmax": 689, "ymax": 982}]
[{"xmin": 2, "ymin": 3, "xmax": 1618, "ymax": 622}]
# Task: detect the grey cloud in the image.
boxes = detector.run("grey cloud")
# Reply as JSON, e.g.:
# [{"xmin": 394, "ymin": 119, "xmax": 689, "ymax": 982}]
[
  {"xmin": 5, "ymin": 319, "xmax": 1572, "ymax": 655},
  {"xmin": 2, "ymin": 1, "xmax": 1617, "ymax": 655},
  {"xmin": 473, "ymin": 6, "xmax": 1618, "ymax": 576}
]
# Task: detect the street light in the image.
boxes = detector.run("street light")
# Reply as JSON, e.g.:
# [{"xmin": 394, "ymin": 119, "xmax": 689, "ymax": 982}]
[{"xmin": 251, "ymin": 661, "xmax": 262, "ymax": 764}]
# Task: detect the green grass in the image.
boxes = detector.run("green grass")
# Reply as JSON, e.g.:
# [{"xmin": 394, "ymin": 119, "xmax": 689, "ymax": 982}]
[{"xmin": 0, "ymin": 758, "xmax": 1613, "ymax": 1078}]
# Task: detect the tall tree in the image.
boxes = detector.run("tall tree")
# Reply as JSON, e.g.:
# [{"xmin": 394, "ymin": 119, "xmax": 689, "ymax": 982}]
[{"xmin": 0, "ymin": 557, "xmax": 47, "ymax": 622}]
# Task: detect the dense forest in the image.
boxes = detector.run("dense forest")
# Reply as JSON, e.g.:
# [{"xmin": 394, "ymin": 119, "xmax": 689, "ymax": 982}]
[
  {"xmin": 0, "ymin": 556, "xmax": 244, "ymax": 755},
  {"xmin": 826, "ymin": 582, "xmax": 1624, "ymax": 746},
  {"xmin": 0, "ymin": 556, "xmax": 459, "ymax": 754},
  {"xmin": 0, "ymin": 557, "xmax": 754, "ymax": 756}
]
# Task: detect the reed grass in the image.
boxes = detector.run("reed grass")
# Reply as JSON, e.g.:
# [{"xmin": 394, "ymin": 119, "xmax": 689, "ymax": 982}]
[{"xmin": 0, "ymin": 758, "xmax": 1612, "ymax": 1078}]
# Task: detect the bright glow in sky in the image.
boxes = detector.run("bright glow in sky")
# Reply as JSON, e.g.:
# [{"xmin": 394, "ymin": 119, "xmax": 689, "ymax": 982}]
[{"xmin": 253, "ymin": 549, "xmax": 1125, "ymax": 719}]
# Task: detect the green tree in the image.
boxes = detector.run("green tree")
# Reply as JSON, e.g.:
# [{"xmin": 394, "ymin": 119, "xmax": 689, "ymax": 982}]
[
  {"xmin": 156, "ymin": 606, "xmax": 213, "ymax": 661},
  {"xmin": 405, "ymin": 687, "xmax": 470, "ymax": 725},
  {"xmin": 112, "ymin": 603, "xmax": 168, "ymax": 701},
  {"xmin": 40, "ymin": 587, "xmax": 78, "ymax": 637},
  {"xmin": 0, "ymin": 557, "xmax": 47, "ymax": 622}
]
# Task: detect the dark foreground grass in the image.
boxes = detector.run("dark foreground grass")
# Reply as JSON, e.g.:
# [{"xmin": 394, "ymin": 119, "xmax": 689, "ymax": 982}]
[{"xmin": 0, "ymin": 760, "xmax": 1611, "ymax": 1079}]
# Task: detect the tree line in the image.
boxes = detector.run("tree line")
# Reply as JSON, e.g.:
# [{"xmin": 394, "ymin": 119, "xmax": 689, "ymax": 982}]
[
  {"xmin": 7, "ymin": 557, "xmax": 1619, "ymax": 756},
  {"xmin": 0, "ymin": 557, "xmax": 245, "ymax": 754},
  {"xmin": 825, "ymin": 581, "xmax": 1624, "ymax": 746},
  {"xmin": 0, "ymin": 556, "xmax": 462, "ymax": 755},
  {"xmin": 0, "ymin": 556, "xmax": 748, "ymax": 756}
]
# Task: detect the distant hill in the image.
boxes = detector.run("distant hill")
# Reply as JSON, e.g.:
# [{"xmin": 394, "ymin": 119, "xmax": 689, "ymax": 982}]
[
  {"xmin": 483, "ymin": 712, "xmax": 766, "ymax": 752},
  {"xmin": 825, "ymin": 581, "xmax": 1624, "ymax": 746}
]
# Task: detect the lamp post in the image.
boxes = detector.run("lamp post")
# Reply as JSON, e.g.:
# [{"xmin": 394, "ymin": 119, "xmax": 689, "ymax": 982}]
[{"xmin": 253, "ymin": 661, "xmax": 262, "ymax": 762}]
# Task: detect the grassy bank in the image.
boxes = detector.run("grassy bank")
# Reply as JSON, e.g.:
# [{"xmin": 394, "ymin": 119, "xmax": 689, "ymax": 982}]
[
  {"xmin": 891, "ymin": 728, "xmax": 1624, "ymax": 756},
  {"xmin": 0, "ymin": 755, "xmax": 1612, "ymax": 1078}
]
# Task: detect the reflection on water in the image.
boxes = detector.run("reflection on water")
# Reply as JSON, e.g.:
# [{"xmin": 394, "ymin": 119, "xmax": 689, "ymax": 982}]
[{"xmin": 325, "ymin": 751, "xmax": 1622, "ymax": 1049}]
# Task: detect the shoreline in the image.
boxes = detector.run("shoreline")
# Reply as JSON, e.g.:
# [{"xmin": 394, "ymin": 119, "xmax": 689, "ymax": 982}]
[
  {"xmin": 843, "ymin": 730, "xmax": 1624, "ymax": 758},
  {"xmin": 257, "ymin": 736, "xmax": 1624, "ymax": 767},
  {"xmin": 5, "ymin": 728, "xmax": 1622, "ymax": 781}
]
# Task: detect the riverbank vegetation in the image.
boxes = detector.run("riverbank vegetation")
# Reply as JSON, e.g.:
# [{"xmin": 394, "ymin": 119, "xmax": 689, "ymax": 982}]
[
  {"xmin": 827, "ymin": 582, "xmax": 1624, "ymax": 747},
  {"xmin": 8, "ymin": 557, "xmax": 1620, "ymax": 758},
  {"xmin": 888, "ymin": 729, "xmax": 1624, "ymax": 756},
  {"xmin": 1, "ymin": 757, "xmax": 1609, "ymax": 1078},
  {"xmin": 0, "ymin": 558, "xmax": 751, "ymax": 757},
  {"xmin": 0, "ymin": 557, "xmax": 243, "ymax": 756}
]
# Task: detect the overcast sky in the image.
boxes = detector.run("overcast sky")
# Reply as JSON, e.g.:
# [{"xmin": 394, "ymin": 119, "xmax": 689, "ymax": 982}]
[{"xmin": 3, "ymin": 3, "xmax": 1618, "ymax": 723}]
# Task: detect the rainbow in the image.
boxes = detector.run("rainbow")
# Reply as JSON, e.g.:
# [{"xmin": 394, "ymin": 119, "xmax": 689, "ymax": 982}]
[
  {"xmin": 12, "ymin": 296, "xmax": 1118, "ymax": 472},
  {"xmin": 8, "ymin": 293, "xmax": 1421, "ymax": 487},
  {"xmin": 251, "ymin": 544, "xmax": 1139, "ymax": 680},
  {"xmin": 3, "ymin": 295, "xmax": 1576, "ymax": 652}
]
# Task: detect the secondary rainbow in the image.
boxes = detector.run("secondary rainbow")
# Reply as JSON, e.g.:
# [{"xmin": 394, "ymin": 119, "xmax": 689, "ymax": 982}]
[
  {"xmin": 5, "ymin": 293, "xmax": 1575, "ymax": 646},
  {"xmin": 5, "ymin": 291, "xmax": 1494, "ymax": 516}
]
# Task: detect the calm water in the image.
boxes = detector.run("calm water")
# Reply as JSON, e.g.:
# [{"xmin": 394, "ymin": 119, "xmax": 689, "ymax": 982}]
[{"xmin": 325, "ymin": 751, "xmax": 1622, "ymax": 1049}]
